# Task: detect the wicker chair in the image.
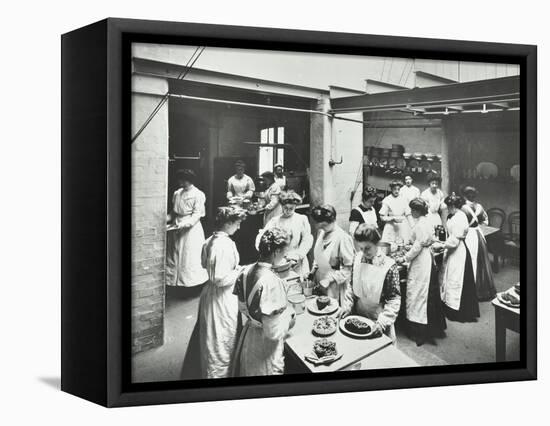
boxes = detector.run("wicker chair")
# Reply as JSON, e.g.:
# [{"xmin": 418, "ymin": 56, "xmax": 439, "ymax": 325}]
[{"xmin": 487, "ymin": 207, "xmax": 506, "ymax": 230}]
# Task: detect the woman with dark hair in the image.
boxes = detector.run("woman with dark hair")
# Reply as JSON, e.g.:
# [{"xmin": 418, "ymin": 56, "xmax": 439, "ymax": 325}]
[
  {"xmin": 232, "ymin": 227, "xmax": 296, "ymax": 376},
  {"xmin": 461, "ymin": 186, "xmax": 496, "ymax": 301},
  {"xmin": 311, "ymin": 204, "xmax": 355, "ymax": 304},
  {"xmin": 166, "ymin": 169, "xmax": 208, "ymax": 287},
  {"xmin": 256, "ymin": 190, "xmax": 313, "ymax": 278},
  {"xmin": 348, "ymin": 187, "xmax": 379, "ymax": 236},
  {"xmin": 260, "ymin": 171, "xmax": 282, "ymax": 225},
  {"xmin": 198, "ymin": 207, "xmax": 247, "ymax": 378},
  {"xmin": 341, "ymin": 224, "xmax": 401, "ymax": 341},
  {"xmin": 226, "ymin": 160, "xmax": 255, "ymax": 201},
  {"xmin": 421, "ymin": 174, "xmax": 446, "ymax": 230},
  {"xmin": 432, "ymin": 193, "xmax": 480, "ymax": 322},
  {"xmin": 379, "ymin": 180, "xmax": 412, "ymax": 244},
  {"xmin": 395, "ymin": 198, "xmax": 446, "ymax": 345}
]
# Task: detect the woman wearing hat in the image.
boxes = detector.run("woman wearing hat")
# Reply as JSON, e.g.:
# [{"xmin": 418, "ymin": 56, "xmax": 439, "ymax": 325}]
[
  {"xmin": 259, "ymin": 171, "xmax": 283, "ymax": 225},
  {"xmin": 226, "ymin": 160, "xmax": 255, "ymax": 201},
  {"xmin": 432, "ymin": 193, "xmax": 480, "ymax": 322},
  {"xmin": 395, "ymin": 198, "xmax": 446, "ymax": 345},
  {"xmin": 421, "ymin": 174, "xmax": 446, "ymax": 230},
  {"xmin": 379, "ymin": 180, "xmax": 413, "ymax": 244},
  {"xmin": 166, "ymin": 169, "xmax": 209, "ymax": 287},
  {"xmin": 461, "ymin": 186, "xmax": 496, "ymax": 301},
  {"xmin": 256, "ymin": 190, "xmax": 313, "ymax": 278},
  {"xmin": 311, "ymin": 204, "xmax": 355, "ymax": 304},
  {"xmin": 198, "ymin": 206, "xmax": 247, "ymax": 378}
]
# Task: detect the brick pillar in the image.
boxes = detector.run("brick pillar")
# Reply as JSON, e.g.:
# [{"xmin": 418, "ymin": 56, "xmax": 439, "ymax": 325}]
[{"xmin": 131, "ymin": 75, "xmax": 169, "ymax": 354}]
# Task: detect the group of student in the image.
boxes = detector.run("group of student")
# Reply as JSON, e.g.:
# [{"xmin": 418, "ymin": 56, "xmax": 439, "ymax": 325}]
[{"xmin": 166, "ymin": 167, "xmax": 496, "ymax": 380}]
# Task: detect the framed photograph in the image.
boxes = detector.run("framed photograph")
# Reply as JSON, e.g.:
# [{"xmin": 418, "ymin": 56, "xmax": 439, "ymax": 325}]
[{"xmin": 61, "ymin": 18, "xmax": 537, "ymax": 407}]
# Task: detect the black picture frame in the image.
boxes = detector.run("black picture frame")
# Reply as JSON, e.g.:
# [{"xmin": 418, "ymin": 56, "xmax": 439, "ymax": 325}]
[{"xmin": 61, "ymin": 18, "xmax": 537, "ymax": 407}]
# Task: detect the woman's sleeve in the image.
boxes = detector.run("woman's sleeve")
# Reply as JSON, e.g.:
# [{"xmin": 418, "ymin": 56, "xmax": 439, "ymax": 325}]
[
  {"xmin": 259, "ymin": 276, "xmax": 292, "ymax": 341},
  {"xmin": 444, "ymin": 218, "xmax": 461, "ymax": 249},
  {"xmin": 404, "ymin": 230, "xmax": 423, "ymax": 262},
  {"xmin": 265, "ymin": 186, "xmax": 281, "ymax": 212},
  {"xmin": 187, "ymin": 191, "xmax": 206, "ymax": 226},
  {"xmin": 342, "ymin": 261, "xmax": 358, "ymax": 313},
  {"xmin": 326, "ymin": 234, "xmax": 354, "ymax": 285},
  {"xmin": 296, "ymin": 216, "xmax": 314, "ymax": 259},
  {"xmin": 209, "ymin": 241, "xmax": 241, "ymax": 288},
  {"xmin": 480, "ymin": 205, "xmax": 489, "ymax": 225},
  {"xmin": 262, "ymin": 309, "xmax": 293, "ymax": 341},
  {"xmin": 379, "ymin": 200, "xmax": 392, "ymax": 221},
  {"xmin": 243, "ymin": 176, "xmax": 256, "ymax": 199},
  {"xmin": 376, "ymin": 265, "xmax": 401, "ymax": 330}
]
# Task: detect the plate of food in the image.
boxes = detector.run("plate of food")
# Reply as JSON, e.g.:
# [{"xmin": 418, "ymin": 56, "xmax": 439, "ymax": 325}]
[
  {"xmin": 497, "ymin": 290, "xmax": 520, "ymax": 309},
  {"xmin": 306, "ymin": 296, "xmax": 339, "ymax": 315},
  {"xmin": 339, "ymin": 315, "xmax": 375, "ymax": 338},
  {"xmin": 312, "ymin": 316, "xmax": 338, "ymax": 336}
]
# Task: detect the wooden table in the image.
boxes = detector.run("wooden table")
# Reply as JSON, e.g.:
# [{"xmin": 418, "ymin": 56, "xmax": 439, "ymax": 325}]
[
  {"xmin": 480, "ymin": 224, "xmax": 504, "ymax": 273},
  {"xmin": 284, "ymin": 305, "xmax": 393, "ymax": 373},
  {"xmin": 492, "ymin": 297, "xmax": 520, "ymax": 362}
]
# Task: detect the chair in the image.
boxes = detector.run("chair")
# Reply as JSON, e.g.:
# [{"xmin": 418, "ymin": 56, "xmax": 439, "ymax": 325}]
[
  {"xmin": 503, "ymin": 211, "xmax": 520, "ymax": 264},
  {"xmin": 487, "ymin": 207, "xmax": 506, "ymax": 230}
]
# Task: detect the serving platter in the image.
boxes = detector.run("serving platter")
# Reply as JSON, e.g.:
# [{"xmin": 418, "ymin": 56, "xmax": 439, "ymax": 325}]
[
  {"xmin": 306, "ymin": 297, "xmax": 339, "ymax": 315},
  {"xmin": 339, "ymin": 315, "xmax": 375, "ymax": 339}
]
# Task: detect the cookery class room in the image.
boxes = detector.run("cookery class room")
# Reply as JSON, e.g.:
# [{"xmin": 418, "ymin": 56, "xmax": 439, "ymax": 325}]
[{"xmin": 130, "ymin": 43, "xmax": 521, "ymax": 382}]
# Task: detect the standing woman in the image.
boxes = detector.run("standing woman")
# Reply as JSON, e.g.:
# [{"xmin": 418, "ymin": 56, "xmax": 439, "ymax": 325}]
[
  {"xmin": 432, "ymin": 193, "xmax": 480, "ymax": 322},
  {"xmin": 256, "ymin": 190, "xmax": 313, "ymax": 278},
  {"xmin": 166, "ymin": 169, "xmax": 208, "ymax": 287},
  {"xmin": 395, "ymin": 198, "xmax": 446, "ymax": 345},
  {"xmin": 260, "ymin": 171, "xmax": 283, "ymax": 225},
  {"xmin": 198, "ymin": 207, "xmax": 247, "ymax": 379},
  {"xmin": 232, "ymin": 228, "xmax": 296, "ymax": 377},
  {"xmin": 341, "ymin": 224, "xmax": 401, "ymax": 342},
  {"xmin": 461, "ymin": 186, "xmax": 496, "ymax": 301},
  {"xmin": 421, "ymin": 174, "xmax": 446, "ymax": 230},
  {"xmin": 348, "ymin": 187, "xmax": 379, "ymax": 236},
  {"xmin": 311, "ymin": 204, "xmax": 355, "ymax": 304},
  {"xmin": 379, "ymin": 180, "xmax": 413, "ymax": 244}
]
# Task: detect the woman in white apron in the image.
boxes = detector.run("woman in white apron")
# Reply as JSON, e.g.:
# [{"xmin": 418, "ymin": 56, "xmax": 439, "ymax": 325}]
[
  {"xmin": 348, "ymin": 187, "xmax": 379, "ymax": 236},
  {"xmin": 379, "ymin": 180, "xmax": 413, "ymax": 244},
  {"xmin": 256, "ymin": 190, "xmax": 313, "ymax": 279},
  {"xmin": 432, "ymin": 194, "xmax": 479, "ymax": 323},
  {"xmin": 395, "ymin": 198, "xmax": 446, "ymax": 346},
  {"xmin": 311, "ymin": 205, "xmax": 355, "ymax": 305},
  {"xmin": 198, "ymin": 207, "xmax": 247, "ymax": 379},
  {"xmin": 461, "ymin": 186, "xmax": 496, "ymax": 301},
  {"xmin": 231, "ymin": 227, "xmax": 296, "ymax": 377},
  {"xmin": 226, "ymin": 160, "xmax": 255, "ymax": 201},
  {"xmin": 166, "ymin": 169, "xmax": 208, "ymax": 287},
  {"xmin": 260, "ymin": 171, "xmax": 283, "ymax": 225},
  {"xmin": 421, "ymin": 174, "xmax": 446, "ymax": 231},
  {"xmin": 341, "ymin": 224, "xmax": 401, "ymax": 342}
]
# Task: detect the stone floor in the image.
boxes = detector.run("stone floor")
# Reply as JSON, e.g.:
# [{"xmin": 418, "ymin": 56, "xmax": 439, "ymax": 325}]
[{"xmin": 132, "ymin": 264, "xmax": 520, "ymax": 383}]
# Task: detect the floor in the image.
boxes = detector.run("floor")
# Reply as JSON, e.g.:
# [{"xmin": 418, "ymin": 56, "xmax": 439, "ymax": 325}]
[{"xmin": 132, "ymin": 264, "xmax": 520, "ymax": 383}]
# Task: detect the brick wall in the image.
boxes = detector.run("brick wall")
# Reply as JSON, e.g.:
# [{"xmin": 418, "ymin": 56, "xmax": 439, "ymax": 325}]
[{"xmin": 131, "ymin": 75, "xmax": 169, "ymax": 354}]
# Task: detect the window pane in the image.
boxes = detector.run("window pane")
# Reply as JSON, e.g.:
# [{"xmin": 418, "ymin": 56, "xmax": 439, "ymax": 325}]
[
  {"xmin": 277, "ymin": 127, "xmax": 284, "ymax": 166},
  {"xmin": 259, "ymin": 128, "xmax": 273, "ymax": 174}
]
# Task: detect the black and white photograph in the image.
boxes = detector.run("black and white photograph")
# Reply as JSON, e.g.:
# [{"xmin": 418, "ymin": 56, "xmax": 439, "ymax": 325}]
[{"xmin": 130, "ymin": 43, "xmax": 522, "ymax": 383}]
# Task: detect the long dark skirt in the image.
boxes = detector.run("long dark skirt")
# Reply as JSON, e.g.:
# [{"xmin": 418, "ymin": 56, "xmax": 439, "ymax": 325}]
[
  {"xmin": 475, "ymin": 228, "xmax": 497, "ymax": 301},
  {"xmin": 445, "ymin": 243, "xmax": 480, "ymax": 322},
  {"xmin": 409, "ymin": 261, "xmax": 447, "ymax": 343}
]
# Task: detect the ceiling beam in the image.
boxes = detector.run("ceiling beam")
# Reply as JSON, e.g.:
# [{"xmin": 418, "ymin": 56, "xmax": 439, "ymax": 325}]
[{"xmin": 330, "ymin": 76, "xmax": 519, "ymax": 113}]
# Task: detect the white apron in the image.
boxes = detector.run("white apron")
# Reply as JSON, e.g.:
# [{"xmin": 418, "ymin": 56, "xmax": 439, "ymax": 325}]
[
  {"xmin": 314, "ymin": 230, "xmax": 346, "ymax": 304},
  {"xmin": 462, "ymin": 204, "xmax": 482, "ymax": 282},
  {"xmin": 405, "ymin": 218, "xmax": 433, "ymax": 324},
  {"xmin": 352, "ymin": 253, "xmax": 396, "ymax": 341},
  {"xmin": 380, "ymin": 195, "xmax": 412, "ymax": 244},
  {"xmin": 440, "ymin": 212, "xmax": 469, "ymax": 311},
  {"xmin": 354, "ymin": 206, "xmax": 378, "ymax": 226}
]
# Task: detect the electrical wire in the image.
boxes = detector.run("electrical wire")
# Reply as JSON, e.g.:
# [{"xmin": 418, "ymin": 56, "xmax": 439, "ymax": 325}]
[{"xmin": 131, "ymin": 46, "xmax": 206, "ymax": 144}]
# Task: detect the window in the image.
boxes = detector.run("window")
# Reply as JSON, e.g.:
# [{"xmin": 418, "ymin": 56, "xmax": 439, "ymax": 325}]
[{"xmin": 259, "ymin": 127, "xmax": 284, "ymax": 174}]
